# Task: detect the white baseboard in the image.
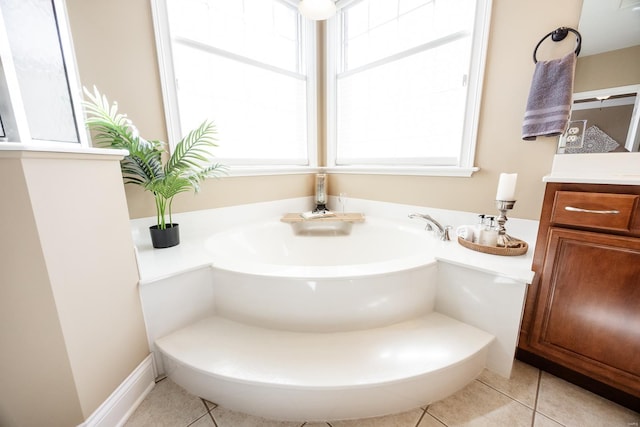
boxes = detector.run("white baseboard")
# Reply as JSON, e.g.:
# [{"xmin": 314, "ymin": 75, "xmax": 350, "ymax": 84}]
[{"xmin": 80, "ymin": 354, "xmax": 156, "ymax": 427}]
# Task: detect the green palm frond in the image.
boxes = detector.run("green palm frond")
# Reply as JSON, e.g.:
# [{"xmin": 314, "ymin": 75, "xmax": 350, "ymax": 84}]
[
  {"xmin": 83, "ymin": 87, "xmax": 226, "ymax": 230},
  {"xmin": 124, "ymin": 139, "xmax": 165, "ymax": 184},
  {"xmin": 183, "ymin": 163, "xmax": 227, "ymax": 193},
  {"xmin": 121, "ymin": 153, "xmax": 164, "ymax": 187},
  {"xmin": 83, "ymin": 87, "xmax": 165, "ymax": 187},
  {"xmin": 165, "ymin": 120, "xmax": 219, "ymax": 175},
  {"xmin": 83, "ymin": 86, "xmax": 138, "ymax": 148},
  {"xmin": 151, "ymin": 175, "xmax": 193, "ymax": 200}
]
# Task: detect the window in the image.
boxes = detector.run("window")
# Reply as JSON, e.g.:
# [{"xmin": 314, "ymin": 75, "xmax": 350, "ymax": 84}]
[
  {"xmin": 153, "ymin": 0, "xmax": 317, "ymax": 173},
  {"xmin": 326, "ymin": 0, "xmax": 491, "ymax": 175},
  {"xmin": 0, "ymin": 0, "xmax": 86, "ymax": 145}
]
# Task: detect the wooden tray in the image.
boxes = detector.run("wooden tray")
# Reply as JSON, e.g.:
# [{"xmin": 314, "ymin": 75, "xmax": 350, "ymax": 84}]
[
  {"xmin": 281, "ymin": 213, "xmax": 365, "ymax": 223},
  {"xmin": 457, "ymin": 236, "xmax": 528, "ymax": 256}
]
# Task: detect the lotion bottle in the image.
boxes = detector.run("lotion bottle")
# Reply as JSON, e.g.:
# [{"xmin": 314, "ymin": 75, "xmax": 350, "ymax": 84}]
[
  {"xmin": 473, "ymin": 214, "xmax": 485, "ymax": 244},
  {"xmin": 480, "ymin": 216, "xmax": 498, "ymax": 246}
]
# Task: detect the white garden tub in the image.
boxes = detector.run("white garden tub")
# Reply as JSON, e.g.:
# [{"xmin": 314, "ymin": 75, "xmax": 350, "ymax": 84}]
[
  {"xmin": 144, "ymin": 204, "xmax": 533, "ymax": 422},
  {"xmin": 204, "ymin": 217, "xmax": 439, "ymax": 332}
]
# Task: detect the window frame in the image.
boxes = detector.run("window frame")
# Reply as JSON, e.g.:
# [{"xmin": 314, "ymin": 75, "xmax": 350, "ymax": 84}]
[
  {"xmin": 325, "ymin": 0, "xmax": 492, "ymax": 177},
  {"xmin": 151, "ymin": 0, "xmax": 320, "ymax": 176},
  {"xmin": 0, "ymin": 0, "xmax": 88, "ymax": 146}
]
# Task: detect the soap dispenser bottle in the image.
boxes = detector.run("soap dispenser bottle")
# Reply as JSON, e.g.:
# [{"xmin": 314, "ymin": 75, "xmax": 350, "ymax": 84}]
[
  {"xmin": 480, "ymin": 216, "xmax": 499, "ymax": 246},
  {"xmin": 473, "ymin": 214, "xmax": 485, "ymax": 243}
]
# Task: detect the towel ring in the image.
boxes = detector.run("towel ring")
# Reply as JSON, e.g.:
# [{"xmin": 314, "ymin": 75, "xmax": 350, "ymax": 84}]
[{"xmin": 533, "ymin": 27, "xmax": 582, "ymax": 63}]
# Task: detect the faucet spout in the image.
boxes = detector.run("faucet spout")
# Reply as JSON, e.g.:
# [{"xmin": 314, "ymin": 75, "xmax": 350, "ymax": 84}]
[{"xmin": 408, "ymin": 213, "xmax": 451, "ymax": 241}]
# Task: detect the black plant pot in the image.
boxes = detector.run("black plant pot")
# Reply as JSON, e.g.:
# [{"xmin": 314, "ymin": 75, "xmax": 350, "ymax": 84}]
[{"xmin": 149, "ymin": 223, "xmax": 180, "ymax": 249}]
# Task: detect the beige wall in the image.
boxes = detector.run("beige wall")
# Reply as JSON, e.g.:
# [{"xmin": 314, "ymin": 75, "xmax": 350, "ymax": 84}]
[
  {"xmin": 68, "ymin": 0, "xmax": 587, "ymax": 221},
  {"xmin": 123, "ymin": 173, "xmax": 317, "ymax": 219},
  {"xmin": 0, "ymin": 157, "xmax": 84, "ymax": 427},
  {"xmin": 0, "ymin": 152, "xmax": 149, "ymax": 426}
]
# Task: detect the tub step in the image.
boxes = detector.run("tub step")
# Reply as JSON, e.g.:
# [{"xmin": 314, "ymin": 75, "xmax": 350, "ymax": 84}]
[{"xmin": 156, "ymin": 312, "xmax": 494, "ymax": 421}]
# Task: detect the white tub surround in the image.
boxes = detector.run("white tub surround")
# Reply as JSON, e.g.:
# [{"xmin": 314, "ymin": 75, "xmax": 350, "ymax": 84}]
[
  {"xmin": 133, "ymin": 197, "xmax": 536, "ymax": 284},
  {"xmin": 135, "ymin": 197, "xmax": 537, "ymax": 422}
]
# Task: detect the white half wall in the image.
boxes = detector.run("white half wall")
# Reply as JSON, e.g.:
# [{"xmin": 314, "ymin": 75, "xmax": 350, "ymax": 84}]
[{"xmin": 435, "ymin": 262, "xmax": 528, "ymax": 377}]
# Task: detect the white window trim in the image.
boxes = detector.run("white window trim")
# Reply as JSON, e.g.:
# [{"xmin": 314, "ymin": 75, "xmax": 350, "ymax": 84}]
[
  {"xmin": 0, "ymin": 0, "xmax": 88, "ymax": 146},
  {"xmin": 325, "ymin": 0, "xmax": 492, "ymax": 177},
  {"xmin": 150, "ymin": 0, "xmax": 319, "ymax": 176},
  {"xmin": 0, "ymin": 5, "xmax": 30, "ymax": 142}
]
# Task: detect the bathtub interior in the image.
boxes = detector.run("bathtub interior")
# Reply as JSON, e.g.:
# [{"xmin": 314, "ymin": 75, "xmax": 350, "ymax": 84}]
[
  {"xmin": 205, "ymin": 217, "xmax": 436, "ymax": 268},
  {"xmin": 290, "ymin": 220, "xmax": 353, "ymax": 236}
]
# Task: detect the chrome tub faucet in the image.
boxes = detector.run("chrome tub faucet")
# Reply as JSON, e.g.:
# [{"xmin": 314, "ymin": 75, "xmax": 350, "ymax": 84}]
[{"xmin": 409, "ymin": 213, "xmax": 451, "ymax": 241}]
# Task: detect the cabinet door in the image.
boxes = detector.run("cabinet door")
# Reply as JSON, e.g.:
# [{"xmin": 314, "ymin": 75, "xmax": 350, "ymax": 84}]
[{"xmin": 530, "ymin": 228, "xmax": 640, "ymax": 394}]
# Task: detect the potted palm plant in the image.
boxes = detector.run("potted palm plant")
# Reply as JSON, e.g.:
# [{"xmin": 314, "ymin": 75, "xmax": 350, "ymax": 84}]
[{"xmin": 83, "ymin": 87, "xmax": 225, "ymax": 248}]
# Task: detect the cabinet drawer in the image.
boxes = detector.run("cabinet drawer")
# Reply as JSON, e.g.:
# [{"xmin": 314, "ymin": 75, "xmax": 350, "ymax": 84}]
[{"xmin": 551, "ymin": 191, "xmax": 638, "ymax": 232}]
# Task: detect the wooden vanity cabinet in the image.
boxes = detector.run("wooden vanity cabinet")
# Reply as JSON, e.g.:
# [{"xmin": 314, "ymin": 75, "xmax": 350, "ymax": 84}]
[{"xmin": 517, "ymin": 182, "xmax": 640, "ymax": 409}]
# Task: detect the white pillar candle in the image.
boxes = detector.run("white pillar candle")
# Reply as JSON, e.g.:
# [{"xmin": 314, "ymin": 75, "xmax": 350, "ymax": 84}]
[{"xmin": 496, "ymin": 173, "xmax": 517, "ymax": 201}]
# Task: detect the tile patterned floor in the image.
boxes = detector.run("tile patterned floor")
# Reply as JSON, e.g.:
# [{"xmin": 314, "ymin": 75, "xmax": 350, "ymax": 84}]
[{"xmin": 124, "ymin": 361, "xmax": 639, "ymax": 427}]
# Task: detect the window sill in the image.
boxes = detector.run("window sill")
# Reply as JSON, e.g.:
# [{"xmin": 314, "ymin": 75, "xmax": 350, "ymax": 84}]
[
  {"xmin": 226, "ymin": 165, "xmax": 321, "ymax": 177},
  {"xmin": 324, "ymin": 165, "xmax": 480, "ymax": 177},
  {"xmin": 222, "ymin": 165, "xmax": 480, "ymax": 177},
  {"xmin": 0, "ymin": 141, "xmax": 128, "ymax": 160}
]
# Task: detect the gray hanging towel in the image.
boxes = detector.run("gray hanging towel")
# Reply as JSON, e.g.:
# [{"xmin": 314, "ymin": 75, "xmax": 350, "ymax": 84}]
[{"xmin": 522, "ymin": 52, "xmax": 577, "ymax": 141}]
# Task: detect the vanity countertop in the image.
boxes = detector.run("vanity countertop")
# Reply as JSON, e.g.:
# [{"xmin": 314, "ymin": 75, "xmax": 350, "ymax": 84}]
[{"xmin": 544, "ymin": 153, "xmax": 640, "ymax": 185}]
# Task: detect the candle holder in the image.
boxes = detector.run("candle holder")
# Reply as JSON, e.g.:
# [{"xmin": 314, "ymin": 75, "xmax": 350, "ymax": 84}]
[{"xmin": 495, "ymin": 200, "xmax": 518, "ymax": 247}]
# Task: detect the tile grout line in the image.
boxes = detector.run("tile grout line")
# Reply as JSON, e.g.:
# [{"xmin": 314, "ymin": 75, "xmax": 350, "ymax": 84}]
[
  {"xmin": 208, "ymin": 411, "xmax": 218, "ymax": 427},
  {"xmin": 532, "ymin": 372, "xmax": 572, "ymax": 427},
  {"xmin": 530, "ymin": 369, "xmax": 543, "ymax": 427},
  {"xmin": 417, "ymin": 405, "xmax": 447, "ymax": 427},
  {"xmin": 185, "ymin": 412, "xmax": 216, "ymax": 427},
  {"xmin": 474, "ymin": 378, "xmax": 535, "ymax": 411},
  {"xmin": 413, "ymin": 406, "xmax": 428, "ymax": 427},
  {"xmin": 471, "ymin": 377, "xmax": 544, "ymax": 426},
  {"xmin": 200, "ymin": 398, "xmax": 218, "ymax": 427},
  {"xmin": 423, "ymin": 405, "xmax": 449, "ymax": 427}
]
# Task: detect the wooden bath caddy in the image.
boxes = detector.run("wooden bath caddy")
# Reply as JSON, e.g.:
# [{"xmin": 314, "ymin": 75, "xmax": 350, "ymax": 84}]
[
  {"xmin": 281, "ymin": 213, "xmax": 366, "ymax": 223},
  {"xmin": 457, "ymin": 236, "xmax": 528, "ymax": 256}
]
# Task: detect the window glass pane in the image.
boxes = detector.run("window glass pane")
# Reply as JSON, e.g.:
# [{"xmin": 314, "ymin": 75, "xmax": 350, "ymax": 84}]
[
  {"xmin": 173, "ymin": 44, "xmax": 308, "ymax": 162},
  {"xmin": 333, "ymin": 0, "xmax": 483, "ymax": 168},
  {"xmin": 162, "ymin": 0, "xmax": 309, "ymax": 166},
  {"xmin": 0, "ymin": 0, "xmax": 79, "ymax": 143},
  {"xmin": 167, "ymin": 0, "xmax": 300, "ymax": 73},
  {"xmin": 399, "ymin": 0, "xmax": 430, "ymax": 15},
  {"xmin": 337, "ymin": 39, "xmax": 470, "ymax": 162},
  {"xmin": 343, "ymin": 0, "xmax": 474, "ymax": 71},
  {"xmin": 369, "ymin": 1, "xmax": 397, "ymax": 29}
]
